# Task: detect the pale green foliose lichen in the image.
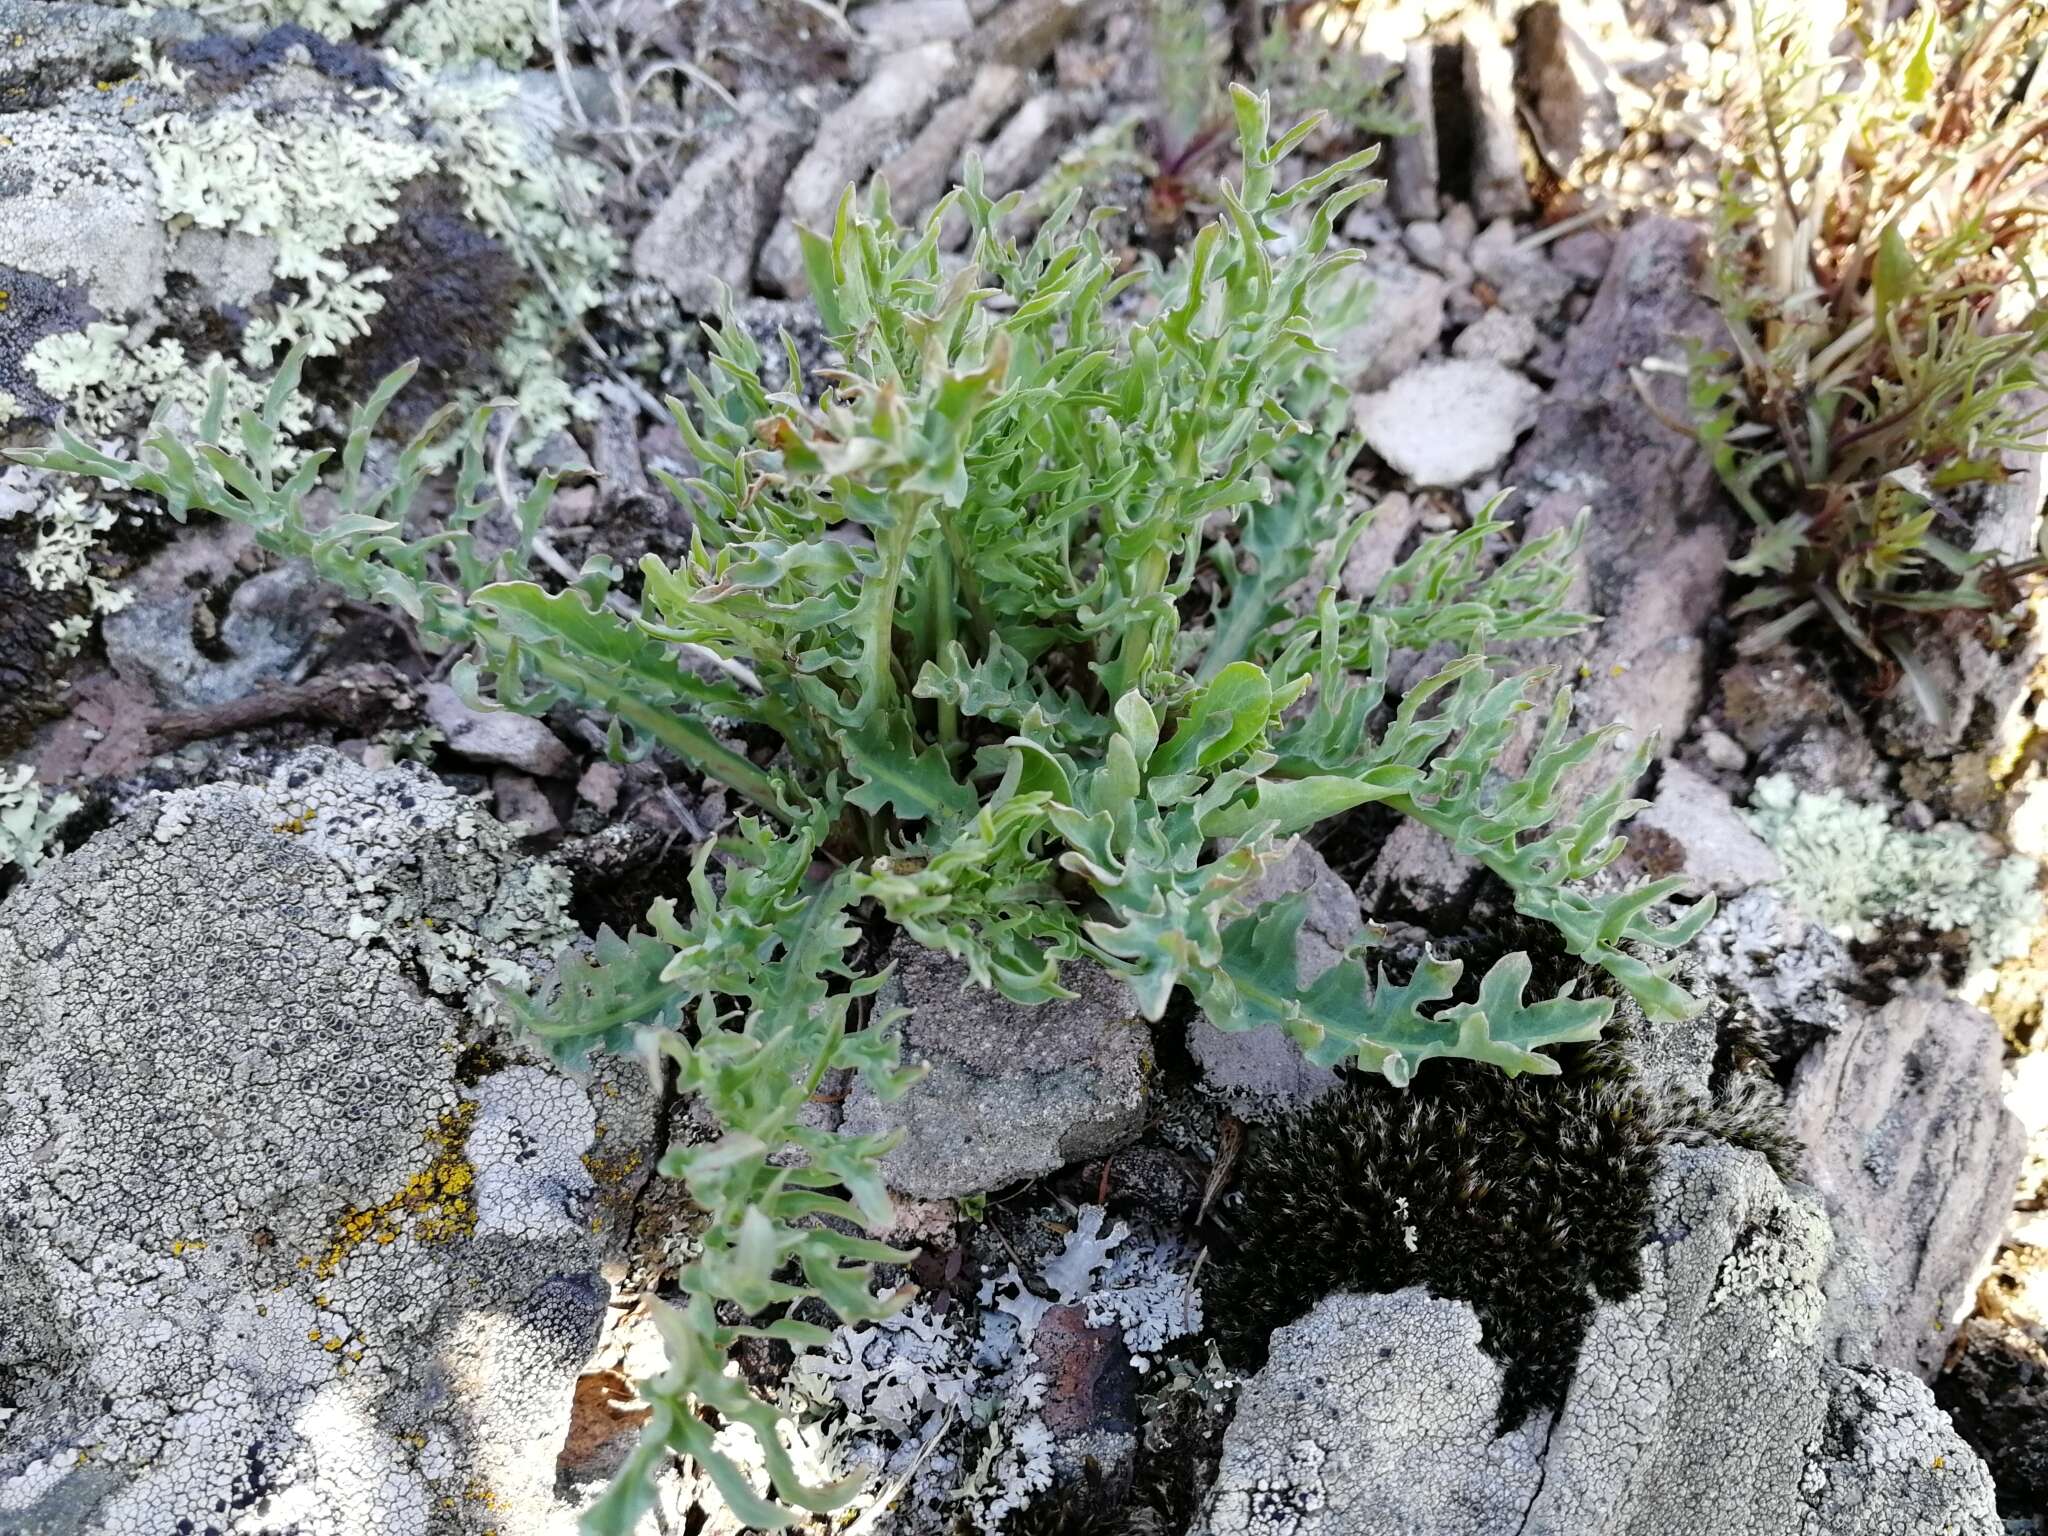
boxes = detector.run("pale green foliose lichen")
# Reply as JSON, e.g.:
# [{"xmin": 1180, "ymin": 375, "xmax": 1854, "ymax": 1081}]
[
  {"xmin": 385, "ymin": 0, "xmax": 542, "ymax": 67},
  {"xmin": 0, "ymin": 766, "xmax": 78, "ymax": 876},
  {"xmin": 1745, "ymin": 773, "xmax": 2044, "ymax": 985},
  {"xmin": 144, "ymin": 103, "xmax": 437, "ymax": 365}
]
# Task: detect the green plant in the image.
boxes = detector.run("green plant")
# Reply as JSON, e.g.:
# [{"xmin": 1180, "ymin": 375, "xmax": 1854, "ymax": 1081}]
[
  {"xmin": 1254, "ymin": 2, "xmax": 1412, "ymax": 146},
  {"xmin": 17, "ymin": 89, "xmax": 1709, "ymax": 1529},
  {"xmin": 1682, "ymin": 0, "xmax": 2048, "ymax": 719}
]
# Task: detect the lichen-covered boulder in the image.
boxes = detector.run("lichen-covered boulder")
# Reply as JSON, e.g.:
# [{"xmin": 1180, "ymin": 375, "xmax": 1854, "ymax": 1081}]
[
  {"xmin": 1193, "ymin": 1145, "xmax": 2002, "ymax": 1535},
  {"xmin": 838, "ymin": 944, "xmax": 1150, "ymax": 1199},
  {"xmin": 0, "ymin": 749, "xmax": 654, "ymax": 1535}
]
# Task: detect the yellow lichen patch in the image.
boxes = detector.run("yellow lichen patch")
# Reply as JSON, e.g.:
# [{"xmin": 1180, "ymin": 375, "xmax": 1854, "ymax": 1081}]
[
  {"xmin": 309, "ymin": 1102, "xmax": 480, "ymax": 1280},
  {"xmin": 463, "ymin": 1480, "xmax": 500, "ymax": 1510},
  {"xmin": 273, "ymin": 805, "xmax": 319, "ymax": 835},
  {"xmin": 168, "ymin": 1237, "xmax": 206, "ymax": 1256}
]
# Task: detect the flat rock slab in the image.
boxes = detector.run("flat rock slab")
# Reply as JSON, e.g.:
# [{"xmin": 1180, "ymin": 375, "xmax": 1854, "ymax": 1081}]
[{"xmin": 840, "ymin": 945, "xmax": 1149, "ymax": 1198}]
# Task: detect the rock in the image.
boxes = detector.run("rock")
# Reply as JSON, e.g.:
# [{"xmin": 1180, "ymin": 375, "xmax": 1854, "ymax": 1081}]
[
  {"xmin": 0, "ymin": 2, "xmax": 192, "ymax": 111},
  {"xmin": 838, "ymin": 945, "xmax": 1149, "ymax": 1198},
  {"xmin": 1355, "ymin": 359, "xmax": 1540, "ymax": 487},
  {"xmin": 1875, "ymin": 395, "xmax": 2048, "ymax": 762},
  {"xmin": 1787, "ymin": 991, "xmax": 2028, "ymax": 1379},
  {"xmin": 1457, "ymin": 27, "xmax": 1533, "ymax": 224},
  {"xmin": 875, "ymin": 62, "xmax": 1027, "ymax": 218},
  {"xmin": 978, "ymin": 88, "xmax": 1099, "ymax": 197},
  {"xmin": 1029, "ymin": 1304, "xmax": 1136, "ymax": 1440},
  {"xmin": 1622, "ymin": 760, "xmax": 1782, "ymax": 897},
  {"xmin": 1186, "ymin": 843, "xmax": 1347, "ymax": 1114},
  {"xmin": 576, "ymin": 760, "xmax": 624, "ymax": 815},
  {"xmin": 631, "ymin": 105, "xmax": 810, "ymax": 313},
  {"xmin": 424, "ymin": 682, "xmax": 577, "ymax": 778},
  {"xmin": 1362, "ymin": 816, "xmax": 1483, "ymax": 917},
  {"xmin": 0, "ymin": 750, "xmax": 657, "ymax": 1534},
  {"xmin": 1192, "ymin": 1145, "xmax": 2004, "ymax": 1535},
  {"xmin": 1195, "ymin": 1289, "xmax": 1548, "ymax": 1534},
  {"xmin": 492, "ymin": 771, "xmax": 562, "ymax": 839},
  {"xmin": 1451, "ymin": 306, "xmax": 1538, "ymax": 364},
  {"xmin": 1691, "ymin": 887, "xmax": 1855, "ymax": 1059},
  {"xmin": 101, "ymin": 529, "xmax": 326, "ymax": 711},
  {"xmin": 1516, "ymin": 0, "xmax": 1623, "ymax": 177},
  {"xmin": 1506, "ymin": 219, "xmax": 1733, "ymax": 806},
  {"xmin": 1697, "ymin": 727, "xmax": 1746, "ymax": 771},
  {"xmin": 1399, "ymin": 220, "xmax": 1467, "ymax": 281},
  {"xmin": 759, "ymin": 42, "xmax": 959, "ymax": 293},
  {"xmin": 1338, "ymin": 492, "xmax": 1423, "ymax": 601},
  {"xmin": 1388, "ymin": 43, "xmax": 1439, "ymax": 221},
  {"xmin": 0, "ymin": 109, "xmax": 165, "ymax": 326},
  {"xmin": 974, "ymin": 0, "xmax": 1100, "ymax": 69},
  {"xmin": 1719, "ymin": 648, "xmax": 1884, "ymax": 798},
  {"xmin": 1548, "ymin": 225, "xmax": 1615, "ymax": 285},
  {"xmin": 856, "ymin": 0, "xmax": 976, "ymax": 50},
  {"xmin": 1324, "ymin": 260, "xmax": 1448, "ymax": 392},
  {"xmin": 1935, "ymin": 1227, "xmax": 2048, "ymax": 1518},
  {"xmin": 1469, "ymin": 218, "xmax": 1574, "ymax": 317}
]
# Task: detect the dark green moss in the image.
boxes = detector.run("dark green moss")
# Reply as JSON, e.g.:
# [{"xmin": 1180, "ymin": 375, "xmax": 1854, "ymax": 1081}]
[{"xmin": 1202, "ymin": 1041, "xmax": 1661, "ymax": 1429}]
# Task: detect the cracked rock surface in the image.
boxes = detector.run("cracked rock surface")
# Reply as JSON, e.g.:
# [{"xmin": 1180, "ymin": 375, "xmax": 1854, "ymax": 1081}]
[
  {"xmin": 838, "ymin": 943, "xmax": 1150, "ymax": 1199},
  {"xmin": 0, "ymin": 748, "xmax": 654, "ymax": 1536},
  {"xmin": 1194, "ymin": 1144, "xmax": 2001, "ymax": 1535}
]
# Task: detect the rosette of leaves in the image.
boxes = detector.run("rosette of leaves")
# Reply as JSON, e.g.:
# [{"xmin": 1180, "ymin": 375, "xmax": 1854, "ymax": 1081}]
[
  {"xmin": 17, "ymin": 88, "xmax": 1710, "ymax": 1530},
  {"xmin": 1682, "ymin": 0, "xmax": 2048, "ymax": 721}
]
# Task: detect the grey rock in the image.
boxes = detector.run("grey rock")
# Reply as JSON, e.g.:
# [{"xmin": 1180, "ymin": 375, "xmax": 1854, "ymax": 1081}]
[
  {"xmin": 760, "ymin": 42, "xmax": 959, "ymax": 293},
  {"xmin": 1186, "ymin": 843, "xmax": 1347, "ymax": 1114},
  {"xmin": 424, "ymin": 682, "xmax": 577, "ymax": 778},
  {"xmin": 632, "ymin": 105, "xmax": 811, "ymax": 313},
  {"xmin": 1623, "ymin": 760, "xmax": 1782, "ymax": 897},
  {"xmin": 1787, "ymin": 991, "xmax": 2028, "ymax": 1380},
  {"xmin": 1469, "ymin": 218, "xmax": 1575, "ymax": 316},
  {"xmin": 1388, "ymin": 43, "xmax": 1439, "ymax": 221},
  {"xmin": 1458, "ymin": 26, "xmax": 1533, "ymax": 223},
  {"xmin": 839, "ymin": 945, "xmax": 1149, "ymax": 1198},
  {"xmin": 1399, "ymin": 219, "xmax": 1468, "ymax": 281},
  {"xmin": 1194, "ymin": 1289, "xmax": 1548, "ymax": 1534},
  {"xmin": 1451, "ymin": 306, "xmax": 1538, "ymax": 365},
  {"xmin": 492, "ymin": 771, "xmax": 561, "ymax": 838},
  {"xmin": 1507, "ymin": 218, "xmax": 1732, "ymax": 806},
  {"xmin": 1338, "ymin": 491, "xmax": 1423, "ymax": 601},
  {"xmin": 1193, "ymin": 1145, "xmax": 2003, "ymax": 1535},
  {"xmin": 973, "ymin": 0, "xmax": 1101, "ymax": 69},
  {"xmin": 1362, "ymin": 816, "xmax": 1483, "ymax": 916},
  {"xmin": 856, "ymin": 0, "xmax": 976, "ymax": 50},
  {"xmin": 1698, "ymin": 727, "xmax": 1747, "ymax": 771},
  {"xmin": 1355, "ymin": 358, "xmax": 1540, "ymax": 487},
  {"xmin": 1875, "ymin": 399, "xmax": 2048, "ymax": 761},
  {"xmin": 1325, "ymin": 260, "xmax": 1448, "ymax": 392},
  {"xmin": 0, "ymin": 108, "xmax": 166, "ymax": 323},
  {"xmin": 1549, "ymin": 225, "xmax": 1615, "ymax": 285},
  {"xmin": 0, "ymin": 750, "xmax": 652, "ymax": 1534},
  {"xmin": 978, "ymin": 89, "xmax": 1099, "ymax": 197},
  {"xmin": 1516, "ymin": 0, "xmax": 1623, "ymax": 177},
  {"xmin": 1691, "ymin": 887, "xmax": 1855, "ymax": 1053},
  {"xmin": 102, "ymin": 524, "xmax": 324, "ymax": 710},
  {"xmin": 0, "ymin": 1, "xmax": 197, "ymax": 112},
  {"xmin": 875, "ymin": 62, "xmax": 1026, "ymax": 218}
]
